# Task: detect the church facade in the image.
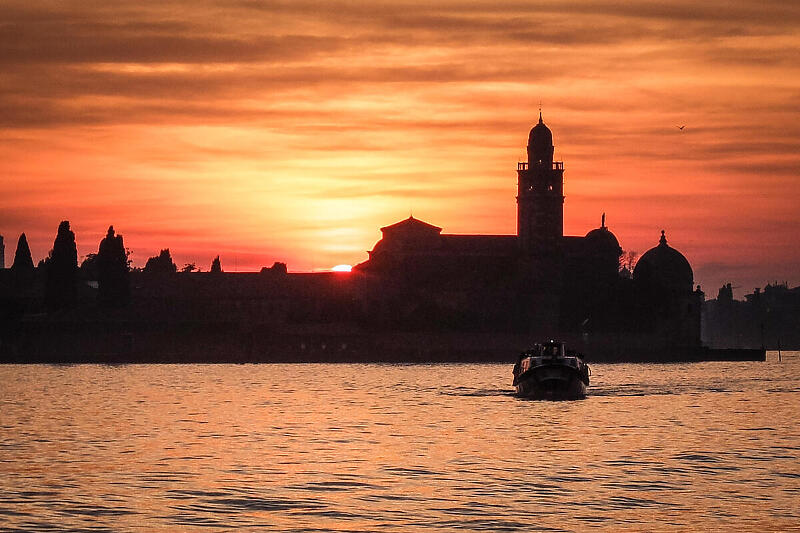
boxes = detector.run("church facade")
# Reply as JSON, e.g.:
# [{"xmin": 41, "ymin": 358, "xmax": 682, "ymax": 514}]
[{"xmin": 355, "ymin": 114, "xmax": 703, "ymax": 356}]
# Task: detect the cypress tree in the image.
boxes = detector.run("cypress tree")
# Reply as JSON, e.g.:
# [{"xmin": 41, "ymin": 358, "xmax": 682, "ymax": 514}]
[
  {"xmin": 210, "ymin": 255, "xmax": 222, "ymax": 274},
  {"xmin": 11, "ymin": 233, "xmax": 34, "ymax": 273},
  {"xmin": 44, "ymin": 221, "xmax": 78, "ymax": 311},
  {"xmin": 144, "ymin": 249, "xmax": 177, "ymax": 275},
  {"xmin": 97, "ymin": 226, "xmax": 130, "ymax": 306},
  {"xmin": 11, "ymin": 233, "xmax": 35, "ymax": 287}
]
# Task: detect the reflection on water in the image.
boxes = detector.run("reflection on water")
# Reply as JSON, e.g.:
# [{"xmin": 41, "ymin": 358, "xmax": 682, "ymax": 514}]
[{"xmin": 1, "ymin": 353, "xmax": 798, "ymax": 531}]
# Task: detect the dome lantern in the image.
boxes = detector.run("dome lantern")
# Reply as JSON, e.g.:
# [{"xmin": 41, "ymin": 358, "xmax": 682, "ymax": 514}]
[{"xmin": 527, "ymin": 111, "xmax": 554, "ymax": 166}]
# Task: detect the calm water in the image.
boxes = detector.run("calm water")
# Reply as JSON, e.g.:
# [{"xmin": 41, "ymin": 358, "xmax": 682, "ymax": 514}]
[{"xmin": 1, "ymin": 353, "xmax": 798, "ymax": 532}]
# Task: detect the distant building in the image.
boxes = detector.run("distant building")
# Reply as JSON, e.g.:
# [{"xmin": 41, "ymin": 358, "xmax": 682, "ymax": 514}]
[
  {"xmin": 356, "ymin": 113, "xmax": 702, "ymax": 356},
  {"xmin": 704, "ymin": 282, "xmax": 800, "ymax": 349},
  {"xmin": 0, "ymin": 114, "xmax": 718, "ymax": 363}
]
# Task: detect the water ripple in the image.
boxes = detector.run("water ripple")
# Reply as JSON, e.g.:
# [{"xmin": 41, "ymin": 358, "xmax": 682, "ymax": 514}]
[{"xmin": 0, "ymin": 358, "xmax": 798, "ymax": 531}]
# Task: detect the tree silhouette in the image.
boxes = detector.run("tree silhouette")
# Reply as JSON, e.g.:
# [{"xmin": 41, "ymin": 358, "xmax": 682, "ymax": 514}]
[
  {"xmin": 44, "ymin": 221, "xmax": 78, "ymax": 311},
  {"xmin": 80, "ymin": 253, "xmax": 98, "ymax": 280},
  {"xmin": 12, "ymin": 233, "xmax": 34, "ymax": 271},
  {"xmin": 210, "ymin": 255, "xmax": 222, "ymax": 274},
  {"xmin": 11, "ymin": 233, "xmax": 35, "ymax": 287},
  {"xmin": 97, "ymin": 226, "xmax": 130, "ymax": 306},
  {"xmin": 261, "ymin": 262, "xmax": 287, "ymax": 275},
  {"xmin": 619, "ymin": 250, "xmax": 638, "ymax": 279},
  {"xmin": 181, "ymin": 263, "xmax": 197, "ymax": 273},
  {"xmin": 144, "ymin": 248, "xmax": 177, "ymax": 275}
]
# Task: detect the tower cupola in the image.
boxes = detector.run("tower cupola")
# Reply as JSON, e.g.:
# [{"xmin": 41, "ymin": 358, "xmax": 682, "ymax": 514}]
[
  {"xmin": 517, "ymin": 113, "xmax": 564, "ymax": 252},
  {"xmin": 527, "ymin": 112, "xmax": 554, "ymax": 166}
]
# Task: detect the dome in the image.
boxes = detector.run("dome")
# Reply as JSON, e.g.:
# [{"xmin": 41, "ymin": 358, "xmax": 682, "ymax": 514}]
[
  {"xmin": 633, "ymin": 231, "xmax": 693, "ymax": 292},
  {"xmin": 584, "ymin": 226, "xmax": 621, "ymax": 254},
  {"xmin": 527, "ymin": 112, "xmax": 554, "ymax": 164},
  {"xmin": 528, "ymin": 114, "xmax": 552, "ymax": 149}
]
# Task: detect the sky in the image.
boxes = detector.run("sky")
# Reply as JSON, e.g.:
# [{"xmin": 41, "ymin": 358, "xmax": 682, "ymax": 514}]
[{"xmin": 1, "ymin": 0, "xmax": 799, "ymax": 297}]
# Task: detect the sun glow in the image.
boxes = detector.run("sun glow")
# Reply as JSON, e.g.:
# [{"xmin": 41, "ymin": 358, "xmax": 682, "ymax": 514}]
[
  {"xmin": 1, "ymin": 1, "xmax": 799, "ymax": 292},
  {"xmin": 331, "ymin": 264, "xmax": 352, "ymax": 272}
]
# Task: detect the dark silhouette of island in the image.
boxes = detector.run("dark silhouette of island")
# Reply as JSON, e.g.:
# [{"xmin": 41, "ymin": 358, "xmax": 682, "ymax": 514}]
[
  {"xmin": 704, "ymin": 282, "xmax": 800, "ymax": 350},
  {"xmin": 0, "ymin": 115, "xmax": 773, "ymax": 363}
]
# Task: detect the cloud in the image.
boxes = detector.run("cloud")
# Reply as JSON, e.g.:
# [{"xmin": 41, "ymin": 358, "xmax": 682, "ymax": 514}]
[{"xmin": 1, "ymin": 0, "xmax": 799, "ymax": 286}]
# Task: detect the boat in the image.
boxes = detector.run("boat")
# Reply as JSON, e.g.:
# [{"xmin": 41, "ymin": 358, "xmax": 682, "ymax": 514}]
[{"xmin": 512, "ymin": 340, "xmax": 590, "ymax": 400}]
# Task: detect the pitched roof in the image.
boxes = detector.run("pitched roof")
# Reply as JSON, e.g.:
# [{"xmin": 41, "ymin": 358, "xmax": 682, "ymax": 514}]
[{"xmin": 380, "ymin": 216, "xmax": 442, "ymax": 234}]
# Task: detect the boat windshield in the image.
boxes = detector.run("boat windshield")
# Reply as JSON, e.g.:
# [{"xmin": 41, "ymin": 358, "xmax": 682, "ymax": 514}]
[{"xmin": 544, "ymin": 344, "xmax": 561, "ymax": 357}]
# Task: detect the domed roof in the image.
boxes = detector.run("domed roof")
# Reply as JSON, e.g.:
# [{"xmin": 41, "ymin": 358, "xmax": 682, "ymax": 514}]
[
  {"xmin": 528, "ymin": 111, "xmax": 553, "ymax": 154},
  {"xmin": 633, "ymin": 230, "xmax": 693, "ymax": 292},
  {"xmin": 584, "ymin": 215, "xmax": 621, "ymax": 253}
]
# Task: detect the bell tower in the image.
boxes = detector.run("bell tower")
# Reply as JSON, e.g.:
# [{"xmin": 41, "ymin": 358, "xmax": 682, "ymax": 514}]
[
  {"xmin": 516, "ymin": 112, "xmax": 564, "ymax": 253},
  {"xmin": 516, "ymin": 113, "xmax": 565, "ymax": 336}
]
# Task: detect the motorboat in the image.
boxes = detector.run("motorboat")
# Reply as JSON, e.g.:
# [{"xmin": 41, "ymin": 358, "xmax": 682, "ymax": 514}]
[{"xmin": 512, "ymin": 340, "xmax": 590, "ymax": 400}]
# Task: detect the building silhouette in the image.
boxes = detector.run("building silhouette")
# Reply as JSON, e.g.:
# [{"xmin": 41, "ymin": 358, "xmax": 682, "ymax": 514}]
[
  {"xmin": 704, "ymin": 282, "xmax": 800, "ymax": 349},
  {"xmin": 355, "ymin": 114, "xmax": 702, "ymax": 357},
  {"xmin": 1, "ymin": 114, "xmax": 761, "ymax": 363}
]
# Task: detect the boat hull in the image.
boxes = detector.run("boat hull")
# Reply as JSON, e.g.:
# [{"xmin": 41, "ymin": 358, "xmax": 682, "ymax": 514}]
[{"xmin": 514, "ymin": 364, "xmax": 588, "ymax": 400}]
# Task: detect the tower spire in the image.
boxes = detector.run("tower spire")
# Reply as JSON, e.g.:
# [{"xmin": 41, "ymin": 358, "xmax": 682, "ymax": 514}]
[{"xmin": 518, "ymin": 110, "xmax": 563, "ymax": 251}]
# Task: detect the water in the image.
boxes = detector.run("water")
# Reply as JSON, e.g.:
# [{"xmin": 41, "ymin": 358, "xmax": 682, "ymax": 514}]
[{"xmin": 1, "ymin": 353, "xmax": 798, "ymax": 532}]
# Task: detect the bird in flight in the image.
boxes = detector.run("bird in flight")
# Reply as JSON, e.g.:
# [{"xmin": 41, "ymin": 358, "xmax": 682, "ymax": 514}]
[{"xmin": 677, "ymin": 125, "xmax": 686, "ymax": 130}]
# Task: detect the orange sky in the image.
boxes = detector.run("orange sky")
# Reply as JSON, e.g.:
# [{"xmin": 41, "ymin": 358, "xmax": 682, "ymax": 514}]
[{"xmin": 1, "ymin": 0, "xmax": 799, "ymax": 296}]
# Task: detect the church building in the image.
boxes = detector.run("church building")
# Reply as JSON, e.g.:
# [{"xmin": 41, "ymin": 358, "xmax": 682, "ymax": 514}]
[{"xmin": 355, "ymin": 114, "xmax": 702, "ymax": 356}]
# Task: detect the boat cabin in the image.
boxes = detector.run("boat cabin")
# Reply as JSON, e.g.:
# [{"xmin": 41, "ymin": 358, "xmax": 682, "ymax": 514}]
[{"xmin": 528, "ymin": 341, "xmax": 565, "ymax": 358}]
